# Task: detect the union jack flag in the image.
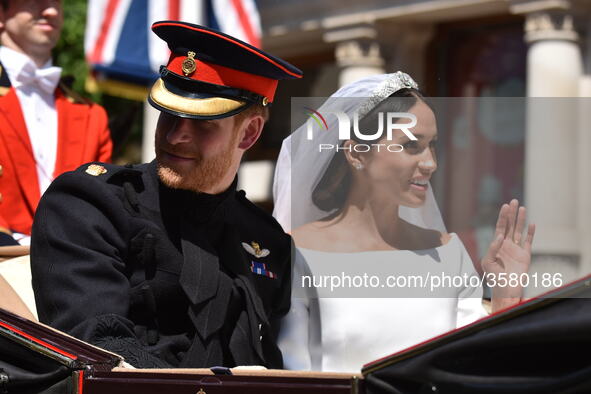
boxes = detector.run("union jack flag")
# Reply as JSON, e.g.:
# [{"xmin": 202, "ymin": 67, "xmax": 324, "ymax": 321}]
[{"xmin": 84, "ymin": 0, "xmax": 261, "ymax": 99}]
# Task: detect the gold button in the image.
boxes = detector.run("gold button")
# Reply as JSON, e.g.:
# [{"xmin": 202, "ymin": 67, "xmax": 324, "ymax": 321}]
[
  {"xmin": 0, "ymin": 193, "xmax": 3, "ymax": 203},
  {"xmin": 0, "ymin": 164, "xmax": 3, "ymax": 176}
]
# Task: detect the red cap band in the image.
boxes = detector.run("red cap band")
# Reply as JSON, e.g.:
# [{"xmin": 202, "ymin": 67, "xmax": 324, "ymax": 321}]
[{"xmin": 167, "ymin": 54, "xmax": 278, "ymax": 102}]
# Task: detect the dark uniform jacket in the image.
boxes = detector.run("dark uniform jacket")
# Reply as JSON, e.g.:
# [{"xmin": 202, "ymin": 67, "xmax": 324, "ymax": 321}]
[{"xmin": 30, "ymin": 161, "xmax": 292, "ymax": 369}]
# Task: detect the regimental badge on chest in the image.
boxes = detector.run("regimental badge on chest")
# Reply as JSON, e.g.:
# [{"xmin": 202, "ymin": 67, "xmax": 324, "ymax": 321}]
[{"xmin": 242, "ymin": 241, "xmax": 270, "ymax": 258}]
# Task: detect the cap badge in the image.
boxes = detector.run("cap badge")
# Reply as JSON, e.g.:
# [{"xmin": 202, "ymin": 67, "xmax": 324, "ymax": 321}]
[
  {"xmin": 85, "ymin": 164, "xmax": 107, "ymax": 176},
  {"xmin": 242, "ymin": 241, "xmax": 270, "ymax": 258},
  {"xmin": 182, "ymin": 51, "xmax": 197, "ymax": 76}
]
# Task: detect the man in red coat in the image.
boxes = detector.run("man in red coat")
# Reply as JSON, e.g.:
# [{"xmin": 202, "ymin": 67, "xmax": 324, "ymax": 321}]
[{"xmin": 0, "ymin": 0, "xmax": 112, "ymax": 245}]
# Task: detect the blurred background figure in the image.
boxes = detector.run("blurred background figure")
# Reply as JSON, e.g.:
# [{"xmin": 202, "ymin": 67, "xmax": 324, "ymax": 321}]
[{"xmin": 0, "ymin": 0, "xmax": 112, "ymax": 247}]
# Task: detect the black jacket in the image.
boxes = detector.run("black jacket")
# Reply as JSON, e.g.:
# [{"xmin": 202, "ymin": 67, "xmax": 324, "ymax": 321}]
[{"xmin": 31, "ymin": 161, "xmax": 292, "ymax": 368}]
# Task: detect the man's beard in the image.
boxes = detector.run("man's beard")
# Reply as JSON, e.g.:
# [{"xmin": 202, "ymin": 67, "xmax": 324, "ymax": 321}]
[{"xmin": 157, "ymin": 136, "xmax": 237, "ymax": 194}]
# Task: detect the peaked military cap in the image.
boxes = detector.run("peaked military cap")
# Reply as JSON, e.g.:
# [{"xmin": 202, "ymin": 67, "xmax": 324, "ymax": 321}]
[{"xmin": 148, "ymin": 21, "xmax": 303, "ymax": 119}]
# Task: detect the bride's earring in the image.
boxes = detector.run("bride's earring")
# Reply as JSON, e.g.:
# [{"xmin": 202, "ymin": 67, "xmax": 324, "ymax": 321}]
[{"xmin": 353, "ymin": 162, "xmax": 364, "ymax": 170}]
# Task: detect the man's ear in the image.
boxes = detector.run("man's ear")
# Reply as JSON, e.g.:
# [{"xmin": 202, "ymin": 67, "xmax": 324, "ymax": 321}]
[{"xmin": 237, "ymin": 114, "xmax": 264, "ymax": 150}]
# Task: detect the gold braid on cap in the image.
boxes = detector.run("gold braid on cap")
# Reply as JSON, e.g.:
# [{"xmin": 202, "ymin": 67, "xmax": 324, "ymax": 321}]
[{"xmin": 149, "ymin": 78, "xmax": 246, "ymax": 116}]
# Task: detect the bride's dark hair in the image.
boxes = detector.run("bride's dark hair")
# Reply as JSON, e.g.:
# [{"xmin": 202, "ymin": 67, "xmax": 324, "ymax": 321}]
[{"xmin": 312, "ymin": 88, "xmax": 426, "ymax": 214}]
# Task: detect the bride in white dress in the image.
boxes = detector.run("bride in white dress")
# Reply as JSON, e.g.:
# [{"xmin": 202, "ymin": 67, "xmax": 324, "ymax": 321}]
[{"xmin": 272, "ymin": 72, "xmax": 535, "ymax": 372}]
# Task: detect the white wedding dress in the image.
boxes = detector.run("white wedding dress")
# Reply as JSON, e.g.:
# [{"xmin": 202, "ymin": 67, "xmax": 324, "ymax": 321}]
[{"xmin": 278, "ymin": 233, "xmax": 488, "ymax": 373}]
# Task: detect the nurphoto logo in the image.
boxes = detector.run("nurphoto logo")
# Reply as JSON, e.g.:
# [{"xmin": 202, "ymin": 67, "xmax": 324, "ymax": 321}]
[{"xmin": 304, "ymin": 109, "xmax": 418, "ymax": 152}]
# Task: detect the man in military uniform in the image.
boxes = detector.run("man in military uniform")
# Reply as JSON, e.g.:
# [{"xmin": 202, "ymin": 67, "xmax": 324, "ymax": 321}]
[{"xmin": 30, "ymin": 21, "xmax": 302, "ymax": 368}]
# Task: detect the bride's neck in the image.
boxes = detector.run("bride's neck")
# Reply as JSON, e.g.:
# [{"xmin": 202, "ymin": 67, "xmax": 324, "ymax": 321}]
[{"xmin": 336, "ymin": 185, "xmax": 402, "ymax": 245}]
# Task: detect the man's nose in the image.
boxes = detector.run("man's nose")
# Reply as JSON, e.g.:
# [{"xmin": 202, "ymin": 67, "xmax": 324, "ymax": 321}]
[
  {"xmin": 166, "ymin": 118, "xmax": 195, "ymax": 145},
  {"xmin": 42, "ymin": 2, "xmax": 59, "ymax": 17}
]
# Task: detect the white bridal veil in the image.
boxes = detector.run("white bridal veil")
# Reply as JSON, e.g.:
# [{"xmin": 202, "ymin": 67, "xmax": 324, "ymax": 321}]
[{"xmin": 272, "ymin": 71, "xmax": 446, "ymax": 233}]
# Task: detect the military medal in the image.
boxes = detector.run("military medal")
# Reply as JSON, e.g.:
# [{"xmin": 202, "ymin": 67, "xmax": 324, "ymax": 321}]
[
  {"xmin": 250, "ymin": 261, "xmax": 277, "ymax": 279},
  {"xmin": 182, "ymin": 51, "xmax": 197, "ymax": 76},
  {"xmin": 85, "ymin": 164, "xmax": 107, "ymax": 176},
  {"xmin": 242, "ymin": 241, "xmax": 270, "ymax": 258}
]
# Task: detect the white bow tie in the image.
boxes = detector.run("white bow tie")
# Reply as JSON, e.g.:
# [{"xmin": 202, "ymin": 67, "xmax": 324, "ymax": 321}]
[{"xmin": 15, "ymin": 63, "xmax": 62, "ymax": 95}]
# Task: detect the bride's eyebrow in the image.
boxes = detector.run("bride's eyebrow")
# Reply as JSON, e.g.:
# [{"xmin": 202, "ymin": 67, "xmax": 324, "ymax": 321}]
[
  {"xmin": 401, "ymin": 134, "xmax": 424, "ymax": 141},
  {"xmin": 398, "ymin": 134, "xmax": 438, "ymax": 143}
]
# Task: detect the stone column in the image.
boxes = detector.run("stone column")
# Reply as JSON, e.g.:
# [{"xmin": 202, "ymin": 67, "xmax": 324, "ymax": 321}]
[
  {"xmin": 378, "ymin": 23, "xmax": 435, "ymax": 87},
  {"xmin": 578, "ymin": 77, "xmax": 591, "ymax": 276},
  {"xmin": 525, "ymin": 12, "xmax": 581, "ymax": 96},
  {"xmin": 520, "ymin": 8, "xmax": 583, "ymax": 293},
  {"xmin": 324, "ymin": 25, "xmax": 385, "ymax": 87},
  {"xmin": 141, "ymin": 102, "xmax": 159, "ymax": 163}
]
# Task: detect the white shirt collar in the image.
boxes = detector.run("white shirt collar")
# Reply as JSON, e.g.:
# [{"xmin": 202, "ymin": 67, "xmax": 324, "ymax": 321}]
[{"xmin": 0, "ymin": 46, "xmax": 59, "ymax": 89}]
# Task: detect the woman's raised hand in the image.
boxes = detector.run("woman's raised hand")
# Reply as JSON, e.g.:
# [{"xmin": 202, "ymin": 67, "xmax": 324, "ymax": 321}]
[{"xmin": 481, "ymin": 199, "xmax": 535, "ymax": 312}]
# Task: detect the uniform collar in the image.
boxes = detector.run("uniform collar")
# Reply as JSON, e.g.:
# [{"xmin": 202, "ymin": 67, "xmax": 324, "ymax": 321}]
[
  {"xmin": 151, "ymin": 160, "xmax": 237, "ymax": 221},
  {"xmin": 184, "ymin": 177, "xmax": 237, "ymax": 221}
]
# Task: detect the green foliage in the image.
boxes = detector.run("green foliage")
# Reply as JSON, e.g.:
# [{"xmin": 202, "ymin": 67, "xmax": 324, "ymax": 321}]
[{"xmin": 54, "ymin": 0, "xmax": 102, "ymax": 102}]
